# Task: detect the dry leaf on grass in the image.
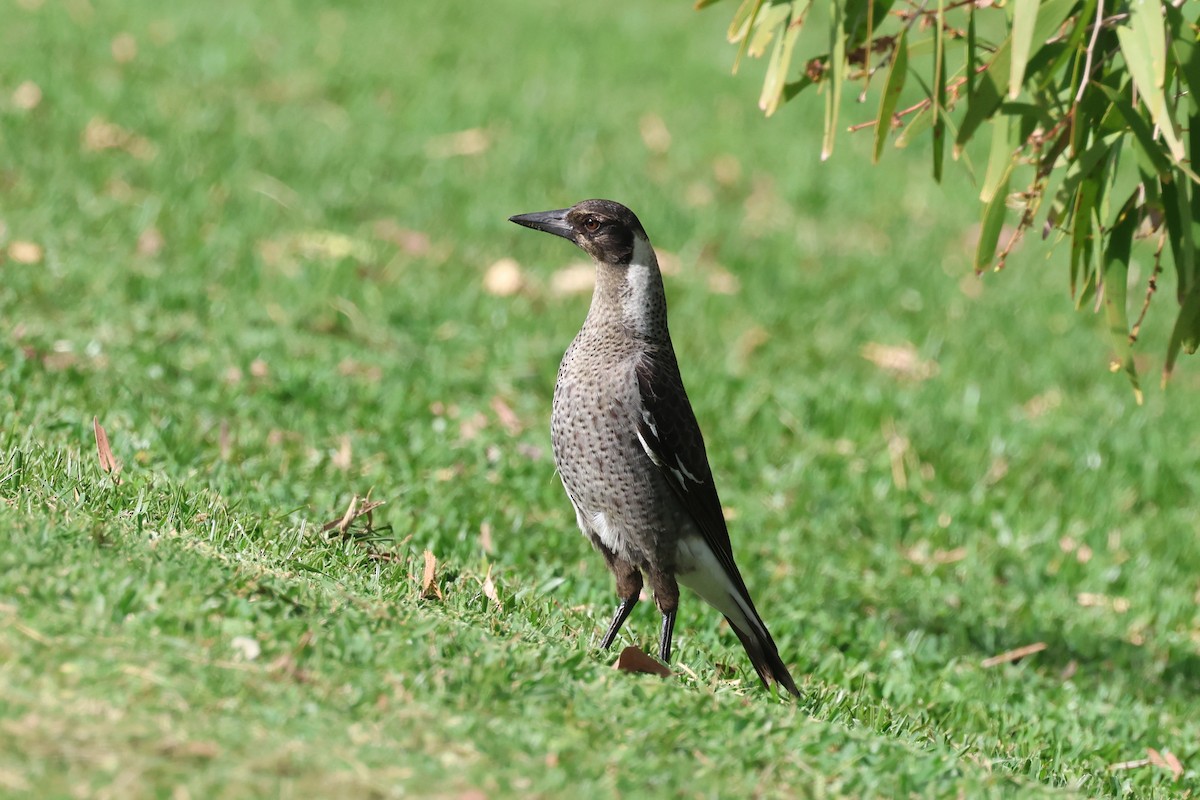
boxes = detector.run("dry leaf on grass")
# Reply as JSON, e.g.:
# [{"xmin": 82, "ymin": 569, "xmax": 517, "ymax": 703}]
[
  {"xmin": 82, "ymin": 117, "xmax": 156, "ymax": 160},
  {"xmin": 613, "ymin": 646, "xmax": 671, "ymax": 678},
  {"xmin": 12, "ymin": 80, "xmax": 42, "ymax": 110},
  {"xmin": 489, "ymin": 395, "xmax": 522, "ymax": 436},
  {"xmin": 483, "ymin": 258, "xmax": 524, "ymax": 297},
  {"xmin": 980, "ymin": 642, "xmax": 1046, "ymax": 668},
  {"xmin": 481, "ymin": 565, "xmax": 500, "ymax": 607},
  {"xmin": 421, "ymin": 550, "xmax": 443, "ymax": 600},
  {"xmin": 639, "ymin": 113, "xmax": 671, "ymax": 153},
  {"xmin": 320, "ymin": 494, "xmax": 386, "ymax": 537},
  {"xmin": 111, "ymin": 33, "xmax": 137, "ymax": 63},
  {"xmin": 425, "ymin": 128, "xmax": 490, "ymax": 158},
  {"xmin": 93, "ymin": 416, "xmax": 122, "ymax": 484},
  {"xmin": 1146, "ymin": 747, "xmax": 1184, "ymax": 781},
  {"xmin": 861, "ymin": 342, "xmax": 939, "ymax": 381},
  {"xmin": 550, "ymin": 263, "xmax": 594, "ymax": 296},
  {"xmin": 137, "ymin": 227, "xmax": 165, "ymax": 257},
  {"xmin": 372, "ymin": 219, "xmax": 431, "ymax": 256},
  {"xmin": 8, "ymin": 241, "xmax": 43, "ymax": 264},
  {"xmin": 902, "ymin": 543, "xmax": 967, "ymax": 566}
]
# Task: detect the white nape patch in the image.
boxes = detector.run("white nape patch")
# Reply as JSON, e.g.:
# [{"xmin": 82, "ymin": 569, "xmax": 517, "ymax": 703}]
[
  {"xmin": 621, "ymin": 235, "xmax": 658, "ymax": 335},
  {"xmin": 675, "ymin": 536, "xmax": 760, "ymax": 637},
  {"xmin": 636, "ymin": 428, "xmax": 663, "ymax": 466}
]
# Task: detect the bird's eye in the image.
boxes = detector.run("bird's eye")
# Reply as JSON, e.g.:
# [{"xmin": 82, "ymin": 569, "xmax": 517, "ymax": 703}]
[{"xmin": 582, "ymin": 216, "xmax": 601, "ymax": 233}]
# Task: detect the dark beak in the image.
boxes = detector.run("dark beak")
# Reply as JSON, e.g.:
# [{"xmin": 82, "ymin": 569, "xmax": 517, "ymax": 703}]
[{"xmin": 509, "ymin": 209, "xmax": 574, "ymax": 240}]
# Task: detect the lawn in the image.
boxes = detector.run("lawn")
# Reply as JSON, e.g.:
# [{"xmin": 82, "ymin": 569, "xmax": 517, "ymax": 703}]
[{"xmin": 2, "ymin": 1, "xmax": 1199, "ymax": 797}]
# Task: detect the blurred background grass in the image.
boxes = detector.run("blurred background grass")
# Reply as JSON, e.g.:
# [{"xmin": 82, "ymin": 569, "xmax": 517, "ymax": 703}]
[{"xmin": 2, "ymin": 0, "xmax": 1199, "ymax": 797}]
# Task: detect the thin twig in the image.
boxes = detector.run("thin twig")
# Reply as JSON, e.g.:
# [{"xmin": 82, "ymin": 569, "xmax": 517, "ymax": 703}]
[
  {"xmin": 1076, "ymin": 0, "xmax": 1104, "ymax": 103},
  {"xmin": 1130, "ymin": 232, "xmax": 1164, "ymax": 344}
]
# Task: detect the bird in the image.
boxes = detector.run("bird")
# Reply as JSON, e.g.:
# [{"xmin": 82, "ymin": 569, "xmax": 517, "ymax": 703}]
[{"xmin": 509, "ymin": 198, "xmax": 800, "ymax": 697}]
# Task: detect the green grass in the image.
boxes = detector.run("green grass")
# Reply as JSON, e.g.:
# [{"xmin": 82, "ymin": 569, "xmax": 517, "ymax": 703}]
[{"xmin": 3, "ymin": 1, "xmax": 1199, "ymax": 797}]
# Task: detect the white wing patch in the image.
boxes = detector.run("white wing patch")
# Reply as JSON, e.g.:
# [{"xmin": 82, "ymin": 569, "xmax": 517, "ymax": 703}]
[
  {"xmin": 636, "ymin": 428, "xmax": 664, "ymax": 466},
  {"xmin": 640, "ymin": 408, "xmax": 658, "ymax": 437},
  {"xmin": 674, "ymin": 456, "xmax": 700, "ymax": 485},
  {"xmin": 675, "ymin": 536, "xmax": 762, "ymax": 639}
]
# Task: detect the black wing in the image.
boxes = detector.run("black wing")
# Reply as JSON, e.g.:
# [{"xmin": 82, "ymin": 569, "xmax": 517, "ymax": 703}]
[{"xmin": 633, "ymin": 350, "xmax": 755, "ymax": 601}]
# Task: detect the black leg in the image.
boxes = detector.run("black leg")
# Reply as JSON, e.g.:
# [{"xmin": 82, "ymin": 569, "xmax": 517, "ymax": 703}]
[
  {"xmin": 599, "ymin": 593, "xmax": 639, "ymax": 650},
  {"xmin": 658, "ymin": 608, "xmax": 676, "ymax": 664}
]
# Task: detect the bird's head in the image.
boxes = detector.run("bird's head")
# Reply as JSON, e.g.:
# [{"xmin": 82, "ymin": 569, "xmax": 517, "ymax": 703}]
[{"xmin": 509, "ymin": 199, "xmax": 649, "ymax": 266}]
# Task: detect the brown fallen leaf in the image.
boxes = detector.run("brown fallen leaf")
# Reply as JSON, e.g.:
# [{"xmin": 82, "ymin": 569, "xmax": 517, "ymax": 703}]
[
  {"xmin": 613, "ymin": 646, "xmax": 671, "ymax": 678},
  {"xmin": 111, "ymin": 32, "xmax": 137, "ymax": 63},
  {"xmin": 93, "ymin": 416, "xmax": 122, "ymax": 484},
  {"xmin": 425, "ymin": 128, "xmax": 490, "ymax": 158},
  {"xmin": 479, "ymin": 521, "xmax": 494, "ymax": 554},
  {"xmin": 136, "ymin": 227, "xmax": 164, "ymax": 257},
  {"xmin": 483, "ymin": 258, "xmax": 524, "ymax": 297},
  {"xmin": 331, "ymin": 435, "xmax": 352, "ymax": 471},
  {"xmin": 371, "ymin": 219, "xmax": 431, "ymax": 256},
  {"xmin": 481, "ymin": 564, "xmax": 500, "ymax": 607},
  {"xmin": 1147, "ymin": 747, "xmax": 1185, "ymax": 781},
  {"xmin": 320, "ymin": 494, "xmax": 386, "ymax": 537},
  {"xmin": 639, "ymin": 113, "xmax": 671, "ymax": 153},
  {"xmin": 902, "ymin": 543, "xmax": 968, "ymax": 566},
  {"xmin": 981, "ymin": 642, "xmax": 1046, "ymax": 668},
  {"xmin": 1107, "ymin": 757, "xmax": 1151, "ymax": 773},
  {"xmin": 11, "ymin": 80, "xmax": 42, "ymax": 111},
  {"xmin": 81, "ymin": 117, "xmax": 156, "ymax": 160},
  {"xmin": 861, "ymin": 342, "xmax": 939, "ymax": 381},
  {"xmin": 421, "ymin": 549, "xmax": 442, "ymax": 600},
  {"xmin": 489, "ymin": 395, "xmax": 522, "ymax": 436},
  {"xmin": 8, "ymin": 241, "xmax": 43, "ymax": 264}
]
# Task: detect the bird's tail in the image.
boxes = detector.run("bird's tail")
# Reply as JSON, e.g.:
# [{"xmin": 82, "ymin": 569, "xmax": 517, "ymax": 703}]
[{"xmin": 725, "ymin": 613, "xmax": 800, "ymax": 697}]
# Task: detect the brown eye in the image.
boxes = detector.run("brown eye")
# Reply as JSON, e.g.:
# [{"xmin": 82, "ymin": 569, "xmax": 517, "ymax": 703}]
[{"xmin": 583, "ymin": 216, "xmax": 600, "ymax": 233}]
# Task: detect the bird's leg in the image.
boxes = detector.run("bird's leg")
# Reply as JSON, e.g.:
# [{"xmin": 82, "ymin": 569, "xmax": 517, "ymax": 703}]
[
  {"xmin": 658, "ymin": 608, "xmax": 677, "ymax": 663},
  {"xmin": 598, "ymin": 555, "xmax": 643, "ymax": 650},
  {"xmin": 648, "ymin": 570, "xmax": 680, "ymax": 664},
  {"xmin": 599, "ymin": 594, "xmax": 639, "ymax": 650}
]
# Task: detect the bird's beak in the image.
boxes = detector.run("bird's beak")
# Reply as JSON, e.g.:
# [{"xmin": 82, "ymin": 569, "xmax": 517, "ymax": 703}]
[{"xmin": 509, "ymin": 209, "xmax": 574, "ymax": 240}]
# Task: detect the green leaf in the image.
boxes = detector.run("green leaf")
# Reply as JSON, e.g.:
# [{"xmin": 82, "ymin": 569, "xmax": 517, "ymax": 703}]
[
  {"xmin": 1161, "ymin": 172, "xmax": 1196, "ymax": 304},
  {"xmin": 873, "ymin": 29, "xmax": 908, "ymax": 164},
  {"xmin": 822, "ymin": 0, "xmax": 846, "ymax": 161},
  {"xmin": 1116, "ymin": 0, "xmax": 1185, "ymax": 163},
  {"xmin": 1094, "ymin": 83, "xmax": 1173, "ymax": 178},
  {"xmin": 1008, "ymin": 0, "xmax": 1040, "ymax": 99},
  {"xmin": 1165, "ymin": 285, "xmax": 1200, "ymax": 382},
  {"xmin": 727, "ymin": 0, "xmax": 763, "ymax": 43},
  {"xmin": 1038, "ymin": 0, "xmax": 1096, "ymax": 95},
  {"xmin": 730, "ymin": 0, "xmax": 766, "ymax": 72},
  {"xmin": 1049, "ymin": 131, "xmax": 1122, "ymax": 231},
  {"xmin": 1170, "ymin": 28, "xmax": 1200, "ymax": 115},
  {"xmin": 1101, "ymin": 195, "xmax": 1141, "ymax": 398},
  {"xmin": 975, "ymin": 171, "xmax": 1011, "ymax": 273},
  {"xmin": 761, "ymin": 7, "xmax": 804, "ymax": 116},
  {"xmin": 955, "ymin": 0, "xmax": 1078, "ymax": 154},
  {"xmin": 932, "ymin": 0, "xmax": 946, "ymax": 181},
  {"xmin": 1070, "ymin": 177, "xmax": 1100, "ymax": 301},
  {"xmin": 748, "ymin": 2, "xmax": 793, "ymax": 58},
  {"xmin": 895, "ymin": 104, "xmax": 932, "ymax": 149},
  {"xmin": 981, "ymin": 116, "xmax": 1017, "ymax": 203}
]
